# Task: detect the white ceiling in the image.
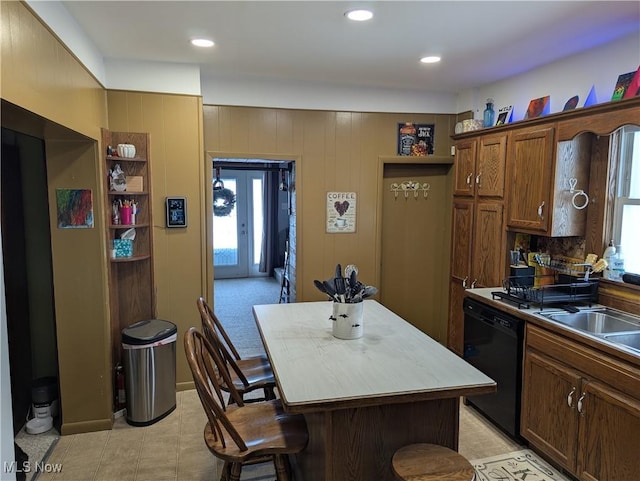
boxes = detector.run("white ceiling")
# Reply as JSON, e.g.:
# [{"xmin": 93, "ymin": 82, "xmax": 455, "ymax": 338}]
[{"xmin": 61, "ymin": 1, "xmax": 640, "ymax": 94}]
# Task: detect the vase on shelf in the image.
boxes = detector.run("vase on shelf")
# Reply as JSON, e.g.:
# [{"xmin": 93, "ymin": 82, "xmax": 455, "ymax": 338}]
[{"xmin": 483, "ymin": 98, "xmax": 495, "ymax": 127}]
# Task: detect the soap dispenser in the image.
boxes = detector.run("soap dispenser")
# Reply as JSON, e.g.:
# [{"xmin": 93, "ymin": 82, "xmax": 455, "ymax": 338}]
[
  {"xmin": 602, "ymin": 240, "xmax": 616, "ymax": 280},
  {"xmin": 611, "ymin": 246, "xmax": 625, "ymax": 281}
]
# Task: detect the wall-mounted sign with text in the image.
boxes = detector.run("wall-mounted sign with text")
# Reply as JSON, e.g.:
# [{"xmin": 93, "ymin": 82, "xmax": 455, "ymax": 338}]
[{"xmin": 326, "ymin": 192, "xmax": 356, "ymax": 233}]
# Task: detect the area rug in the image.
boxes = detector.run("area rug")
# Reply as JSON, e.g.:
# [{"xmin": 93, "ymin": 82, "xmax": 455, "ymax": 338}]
[{"xmin": 471, "ymin": 449, "xmax": 570, "ymax": 481}]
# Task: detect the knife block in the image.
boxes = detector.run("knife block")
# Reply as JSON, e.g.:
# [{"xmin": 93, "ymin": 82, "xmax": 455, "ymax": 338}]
[{"xmin": 510, "ymin": 265, "xmax": 535, "ymax": 287}]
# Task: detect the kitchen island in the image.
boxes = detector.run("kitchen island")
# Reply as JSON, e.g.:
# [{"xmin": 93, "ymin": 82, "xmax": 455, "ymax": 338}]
[{"xmin": 253, "ymin": 300, "xmax": 496, "ymax": 481}]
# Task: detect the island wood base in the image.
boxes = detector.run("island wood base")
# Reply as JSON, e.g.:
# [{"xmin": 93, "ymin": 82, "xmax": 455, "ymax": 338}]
[{"xmin": 292, "ymin": 397, "xmax": 459, "ymax": 481}]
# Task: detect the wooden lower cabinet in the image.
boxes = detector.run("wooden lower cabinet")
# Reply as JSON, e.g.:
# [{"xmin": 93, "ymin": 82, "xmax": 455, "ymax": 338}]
[
  {"xmin": 522, "ymin": 325, "xmax": 640, "ymax": 481},
  {"xmin": 576, "ymin": 381, "xmax": 640, "ymax": 481},
  {"xmin": 521, "ymin": 350, "xmax": 581, "ymax": 470}
]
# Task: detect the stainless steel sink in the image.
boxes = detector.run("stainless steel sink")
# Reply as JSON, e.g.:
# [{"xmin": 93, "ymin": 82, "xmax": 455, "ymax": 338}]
[
  {"xmin": 603, "ymin": 332, "xmax": 640, "ymax": 353},
  {"xmin": 540, "ymin": 309, "xmax": 640, "ymax": 334}
]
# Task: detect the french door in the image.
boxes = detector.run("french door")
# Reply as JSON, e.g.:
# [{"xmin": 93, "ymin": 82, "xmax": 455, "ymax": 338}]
[{"xmin": 213, "ymin": 170, "xmax": 265, "ymax": 278}]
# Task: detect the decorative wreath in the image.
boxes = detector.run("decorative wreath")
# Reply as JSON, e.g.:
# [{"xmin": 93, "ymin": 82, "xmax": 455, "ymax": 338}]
[{"xmin": 213, "ymin": 187, "xmax": 236, "ymax": 217}]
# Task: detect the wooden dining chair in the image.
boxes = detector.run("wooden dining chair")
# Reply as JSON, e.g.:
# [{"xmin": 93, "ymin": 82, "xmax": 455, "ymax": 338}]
[
  {"xmin": 184, "ymin": 327, "xmax": 308, "ymax": 481},
  {"xmin": 196, "ymin": 297, "xmax": 276, "ymax": 403}
]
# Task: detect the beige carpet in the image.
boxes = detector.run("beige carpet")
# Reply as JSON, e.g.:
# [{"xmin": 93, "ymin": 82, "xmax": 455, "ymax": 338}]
[
  {"xmin": 213, "ymin": 277, "xmax": 281, "ymax": 356},
  {"xmin": 471, "ymin": 449, "xmax": 571, "ymax": 481}
]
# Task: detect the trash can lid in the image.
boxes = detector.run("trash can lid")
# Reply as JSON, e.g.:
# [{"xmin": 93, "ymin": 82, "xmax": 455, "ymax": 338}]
[{"xmin": 122, "ymin": 319, "xmax": 177, "ymax": 345}]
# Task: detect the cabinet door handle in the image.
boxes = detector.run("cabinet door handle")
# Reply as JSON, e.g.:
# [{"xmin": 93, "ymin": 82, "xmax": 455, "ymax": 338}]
[
  {"xmin": 577, "ymin": 393, "xmax": 586, "ymax": 414},
  {"xmin": 567, "ymin": 387, "xmax": 576, "ymax": 408},
  {"xmin": 537, "ymin": 201, "xmax": 545, "ymax": 219},
  {"xmin": 466, "ymin": 173, "xmax": 473, "ymax": 186},
  {"xmin": 475, "ymin": 173, "xmax": 482, "ymax": 185},
  {"xmin": 462, "ymin": 276, "xmax": 468, "ymax": 288},
  {"xmin": 471, "ymin": 279, "xmax": 477, "ymax": 288}
]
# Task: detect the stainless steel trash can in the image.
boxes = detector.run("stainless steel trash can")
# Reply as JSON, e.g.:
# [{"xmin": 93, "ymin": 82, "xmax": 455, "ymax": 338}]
[{"xmin": 122, "ymin": 319, "xmax": 177, "ymax": 426}]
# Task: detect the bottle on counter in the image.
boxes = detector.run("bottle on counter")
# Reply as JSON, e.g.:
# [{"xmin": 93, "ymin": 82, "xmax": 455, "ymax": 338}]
[
  {"xmin": 610, "ymin": 246, "xmax": 625, "ymax": 281},
  {"xmin": 602, "ymin": 240, "xmax": 616, "ymax": 280}
]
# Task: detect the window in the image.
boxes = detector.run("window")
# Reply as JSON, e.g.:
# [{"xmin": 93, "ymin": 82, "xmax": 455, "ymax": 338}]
[{"xmin": 612, "ymin": 126, "xmax": 640, "ymax": 276}]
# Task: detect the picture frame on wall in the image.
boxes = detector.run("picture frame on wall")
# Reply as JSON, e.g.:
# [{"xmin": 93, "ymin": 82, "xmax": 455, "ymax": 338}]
[
  {"xmin": 326, "ymin": 192, "xmax": 356, "ymax": 233},
  {"xmin": 397, "ymin": 123, "xmax": 435, "ymax": 156}
]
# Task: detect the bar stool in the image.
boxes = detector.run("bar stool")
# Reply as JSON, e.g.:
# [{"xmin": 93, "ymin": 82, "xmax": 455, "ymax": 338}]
[{"xmin": 392, "ymin": 443, "xmax": 476, "ymax": 481}]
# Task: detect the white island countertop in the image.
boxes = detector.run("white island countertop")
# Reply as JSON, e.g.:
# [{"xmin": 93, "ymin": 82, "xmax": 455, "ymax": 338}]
[{"xmin": 253, "ymin": 300, "xmax": 495, "ymax": 413}]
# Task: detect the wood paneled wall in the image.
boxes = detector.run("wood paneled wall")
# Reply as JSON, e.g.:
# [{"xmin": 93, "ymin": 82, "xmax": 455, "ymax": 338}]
[
  {"xmin": 2, "ymin": 2, "xmax": 112, "ymax": 434},
  {"xmin": 203, "ymin": 106, "xmax": 456, "ymax": 312},
  {"xmin": 1, "ymin": 1, "xmax": 107, "ymax": 140},
  {"xmin": 106, "ymin": 90, "xmax": 205, "ymax": 389}
]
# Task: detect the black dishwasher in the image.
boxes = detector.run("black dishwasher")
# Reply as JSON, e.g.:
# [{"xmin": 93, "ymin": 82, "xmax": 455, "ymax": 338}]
[{"xmin": 463, "ymin": 297, "xmax": 525, "ymax": 440}]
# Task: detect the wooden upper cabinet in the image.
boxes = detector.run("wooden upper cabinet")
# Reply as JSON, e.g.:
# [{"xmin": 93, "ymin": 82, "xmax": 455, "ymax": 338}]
[
  {"xmin": 506, "ymin": 126, "xmax": 555, "ymax": 232},
  {"xmin": 453, "ymin": 139, "xmax": 477, "ymax": 196},
  {"xmin": 477, "ymin": 134, "xmax": 507, "ymax": 198},
  {"xmin": 454, "ymin": 134, "xmax": 506, "ymax": 198},
  {"xmin": 507, "ymin": 125, "xmax": 592, "ymax": 236}
]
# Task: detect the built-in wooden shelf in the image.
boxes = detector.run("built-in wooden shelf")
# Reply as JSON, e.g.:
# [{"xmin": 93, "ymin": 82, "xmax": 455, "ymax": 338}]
[
  {"xmin": 102, "ymin": 128, "xmax": 156, "ymax": 406},
  {"xmin": 110, "ymin": 255, "xmax": 151, "ymax": 263},
  {"xmin": 109, "ymin": 223, "xmax": 149, "ymax": 229}
]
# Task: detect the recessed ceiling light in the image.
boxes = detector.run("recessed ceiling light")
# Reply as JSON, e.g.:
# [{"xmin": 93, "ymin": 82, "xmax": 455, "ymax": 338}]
[
  {"xmin": 345, "ymin": 9, "xmax": 373, "ymax": 21},
  {"xmin": 191, "ymin": 38, "xmax": 214, "ymax": 48},
  {"xmin": 420, "ymin": 56, "xmax": 441, "ymax": 64}
]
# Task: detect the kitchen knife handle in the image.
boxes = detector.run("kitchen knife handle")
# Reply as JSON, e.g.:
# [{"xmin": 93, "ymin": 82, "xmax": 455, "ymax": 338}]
[{"xmin": 567, "ymin": 387, "xmax": 576, "ymax": 408}]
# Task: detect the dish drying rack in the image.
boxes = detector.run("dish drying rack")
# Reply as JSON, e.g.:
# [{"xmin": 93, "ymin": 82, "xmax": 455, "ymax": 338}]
[
  {"xmin": 493, "ymin": 256, "xmax": 600, "ymax": 310},
  {"xmin": 532, "ymin": 254, "xmax": 599, "ymax": 281}
]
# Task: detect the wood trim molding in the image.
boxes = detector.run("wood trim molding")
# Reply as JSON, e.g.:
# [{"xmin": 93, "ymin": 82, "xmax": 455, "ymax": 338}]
[{"xmin": 453, "ymin": 97, "xmax": 640, "ymax": 142}]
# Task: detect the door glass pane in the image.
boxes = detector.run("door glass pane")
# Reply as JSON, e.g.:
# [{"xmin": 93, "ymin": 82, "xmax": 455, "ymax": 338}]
[
  {"xmin": 213, "ymin": 178, "xmax": 238, "ymax": 266},
  {"xmin": 252, "ymin": 178, "xmax": 263, "ymax": 265}
]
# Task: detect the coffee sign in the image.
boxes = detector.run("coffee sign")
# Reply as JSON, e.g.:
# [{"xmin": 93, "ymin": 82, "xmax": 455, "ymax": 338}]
[{"xmin": 327, "ymin": 192, "xmax": 356, "ymax": 233}]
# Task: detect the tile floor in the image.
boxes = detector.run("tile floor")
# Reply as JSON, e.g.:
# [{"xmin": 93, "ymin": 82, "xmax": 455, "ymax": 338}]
[{"xmin": 31, "ymin": 390, "xmax": 523, "ymax": 481}]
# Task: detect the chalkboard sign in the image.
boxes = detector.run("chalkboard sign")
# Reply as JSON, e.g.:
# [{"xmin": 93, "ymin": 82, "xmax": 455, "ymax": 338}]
[{"xmin": 166, "ymin": 197, "xmax": 187, "ymax": 228}]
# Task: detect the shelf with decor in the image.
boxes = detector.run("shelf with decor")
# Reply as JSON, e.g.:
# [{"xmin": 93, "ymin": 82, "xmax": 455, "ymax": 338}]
[{"xmin": 101, "ymin": 129, "xmax": 156, "ymax": 399}]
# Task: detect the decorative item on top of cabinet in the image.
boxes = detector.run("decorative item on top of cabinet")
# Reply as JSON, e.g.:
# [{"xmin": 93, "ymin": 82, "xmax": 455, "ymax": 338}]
[
  {"xmin": 101, "ymin": 128, "xmax": 156, "ymax": 388},
  {"xmin": 506, "ymin": 125, "xmax": 591, "ymax": 236}
]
